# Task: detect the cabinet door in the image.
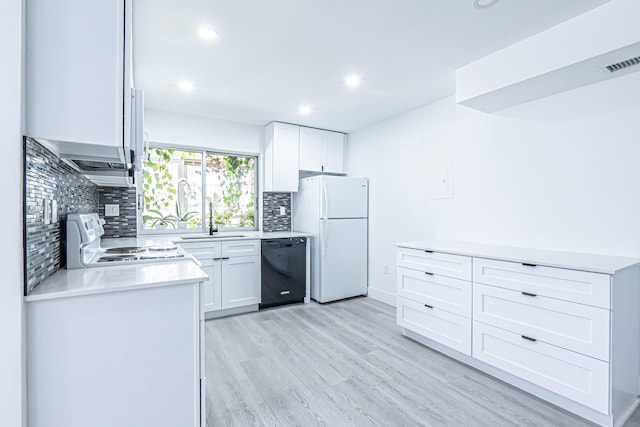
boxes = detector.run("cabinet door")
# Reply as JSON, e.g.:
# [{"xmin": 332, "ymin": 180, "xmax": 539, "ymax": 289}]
[
  {"xmin": 221, "ymin": 256, "xmax": 260, "ymax": 309},
  {"xmin": 473, "ymin": 321, "xmax": 609, "ymax": 414},
  {"xmin": 299, "ymin": 127, "xmax": 324, "ymax": 172},
  {"xmin": 26, "ymin": 0, "xmax": 125, "ymax": 149},
  {"xmin": 264, "ymin": 122, "xmax": 299, "ymax": 192},
  {"xmin": 322, "ymin": 131, "xmax": 345, "ymax": 174},
  {"xmin": 397, "ymin": 296, "xmax": 471, "ymax": 355},
  {"xmin": 201, "ymin": 261, "xmax": 222, "ymax": 312}
]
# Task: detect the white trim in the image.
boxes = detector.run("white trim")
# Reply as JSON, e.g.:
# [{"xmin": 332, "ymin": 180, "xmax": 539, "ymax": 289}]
[{"xmin": 366, "ymin": 287, "xmax": 396, "ymax": 307}]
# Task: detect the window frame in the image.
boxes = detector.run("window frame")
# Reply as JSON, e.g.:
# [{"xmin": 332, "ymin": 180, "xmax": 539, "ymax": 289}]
[{"xmin": 137, "ymin": 142, "xmax": 260, "ymax": 235}]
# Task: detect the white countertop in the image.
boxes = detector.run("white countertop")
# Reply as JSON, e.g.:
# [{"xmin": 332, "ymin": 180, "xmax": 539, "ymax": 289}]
[
  {"xmin": 396, "ymin": 240, "xmax": 640, "ymax": 275},
  {"xmin": 25, "ymin": 259, "xmax": 209, "ymax": 302},
  {"xmin": 108, "ymin": 231, "xmax": 311, "ymax": 247},
  {"xmin": 27, "ymin": 230, "xmax": 309, "ymax": 302}
]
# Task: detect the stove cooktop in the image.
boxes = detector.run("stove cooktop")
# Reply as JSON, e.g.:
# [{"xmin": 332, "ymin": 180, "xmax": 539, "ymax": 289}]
[{"xmin": 91, "ymin": 245, "xmax": 186, "ymax": 266}]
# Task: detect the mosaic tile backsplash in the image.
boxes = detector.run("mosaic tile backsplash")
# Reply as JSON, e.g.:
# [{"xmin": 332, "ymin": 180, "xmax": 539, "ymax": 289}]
[
  {"xmin": 24, "ymin": 138, "xmax": 99, "ymax": 292},
  {"xmin": 99, "ymin": 187, "xmax": 137, "ymax": 238},
  {"xmin": 24, "ymin": 138, "xmax": 295, "ymax": 293},
  {"xmin": 263, "ymin": 192, "xmax": 292, "ymax": 232}
]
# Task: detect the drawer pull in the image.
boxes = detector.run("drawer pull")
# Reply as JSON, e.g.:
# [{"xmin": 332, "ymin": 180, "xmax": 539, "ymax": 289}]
[
  {"xmin": 521, "ymin": 291, "xmax": 537, "ymax": 297},
  {"xmin": 521, "ymin": 263, "xmax": 537, "ymax": 267},
  {"xmin": 521, "ymin": 335, "xmax": 537, "ymax": 342},
  {"xmin": 424, "ymin": 250, "xmax": 433, "ymax": 253},
  {"xmin": 424, "ymin": 272, "xmax": 434, "ymax": 276},
  {"xmin": 424, "ymin": 304, "xmax": 434, "ymax": 309}
]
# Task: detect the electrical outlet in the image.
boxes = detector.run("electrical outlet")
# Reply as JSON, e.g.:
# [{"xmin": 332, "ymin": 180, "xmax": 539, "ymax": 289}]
[
  {"xmin": 43, "ymin": 199, "xmax": 50, "ymax": 225},
  {"xmin": 105, "ymin": 204, "xmax": 119, "ymax": 217},
  {"xmin": 384, "ymin": 265, "xmax": 389, "ymax": 275},
  {"xmin": 51, "ymin": 200, "xmax": 58, "ymax": 223},
  {"xmin": 279, "ymin": 206, "xmax": 286, "ymax": 215}
]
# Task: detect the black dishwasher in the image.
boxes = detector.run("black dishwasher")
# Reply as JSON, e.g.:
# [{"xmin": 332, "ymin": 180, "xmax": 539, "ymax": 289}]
[{"xmin": 260, "ymin": 237, "xmax": 306, "ymax": 309}]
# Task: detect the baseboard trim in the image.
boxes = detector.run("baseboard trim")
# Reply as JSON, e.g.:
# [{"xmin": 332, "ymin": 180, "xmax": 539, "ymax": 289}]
[{"xmin": 366, "ymin": 287, "xmax": 396, "ymax": 307}]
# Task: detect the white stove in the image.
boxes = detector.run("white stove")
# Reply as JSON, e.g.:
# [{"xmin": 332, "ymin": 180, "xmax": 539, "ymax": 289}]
[{"xmin": 66, "ymin": 213, "xmax": 187, "ymax": 269}]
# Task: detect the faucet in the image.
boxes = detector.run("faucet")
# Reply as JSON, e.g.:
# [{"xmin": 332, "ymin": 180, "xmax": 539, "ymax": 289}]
[{"xmin": 209, "ymin": 201, "xmax": 218, "ymax": 235}]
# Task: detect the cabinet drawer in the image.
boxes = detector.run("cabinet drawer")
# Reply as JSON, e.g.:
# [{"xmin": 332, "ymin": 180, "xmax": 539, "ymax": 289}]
[
  {"xmin": 397, "ymin": 248, "xmax": 471, "ymax": 281},
  {"xmin": 397, "ymin": 267, "xmax": 471, "ymax": 317},
  {"xmin": 178, "ymin": 241, "xmax": 222, "ymax": 260},
  {"xmin": 473, "ymin": 284, "xmax": 609, "ymax": 361},
  {"xmin": 473, "ymin": 322, "xmax": 609, "ymax": 414},
  {"xmin": 222, "ymin": 240, "xmax": 260, "ymax": 258},
  {"xmin": 397, "ymin": 296, "xmax": 471, "ymax": 355},
  {"xmin": 473, "ymin": 258, "xmax": 610, "ymax": 308}
]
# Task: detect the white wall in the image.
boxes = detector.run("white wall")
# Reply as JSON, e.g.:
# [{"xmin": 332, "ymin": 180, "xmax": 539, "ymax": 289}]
[
  {"xmin": 145, "ymin": 108, "xmax": 263, "ymax": 154},
  {"xmin": 0, "ymin": 0, "xmax": 24, "ymax": 425},
  {"xmin": 348, "ymin": 70, "xmax": 640, "ymax": 304}
]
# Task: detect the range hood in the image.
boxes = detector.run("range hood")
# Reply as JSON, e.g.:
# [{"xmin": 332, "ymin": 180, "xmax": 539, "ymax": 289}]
[{"xmin": 34, "ymin": 137, "xmax": 135, "ymax": 187}]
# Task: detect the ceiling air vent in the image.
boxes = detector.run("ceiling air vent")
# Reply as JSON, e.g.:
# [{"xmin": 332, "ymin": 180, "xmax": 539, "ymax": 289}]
[{"xmin": 604, "ymin": 56, "xmax": 640, "ymax": 73}]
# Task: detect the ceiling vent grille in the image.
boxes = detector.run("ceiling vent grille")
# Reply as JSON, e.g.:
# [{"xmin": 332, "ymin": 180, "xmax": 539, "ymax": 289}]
[{"xmin": 604, "ymin": 56, "xmax": 640, "ymax": 73}]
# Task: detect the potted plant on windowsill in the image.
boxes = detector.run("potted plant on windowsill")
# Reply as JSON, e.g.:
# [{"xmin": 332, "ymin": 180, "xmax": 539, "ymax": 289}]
[
  {"xmin": 176, "ymin": 204, "xmax": 197, "ymax": 229},
  {"xmin": 143, "ymin": 209, "xmax": 177, "ymax": 230}
]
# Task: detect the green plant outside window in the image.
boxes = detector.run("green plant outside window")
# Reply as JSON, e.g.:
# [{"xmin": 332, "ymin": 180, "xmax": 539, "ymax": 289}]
[{"xmin": 141, "ymin": 147, "xmax": 256, "ymax": 231}]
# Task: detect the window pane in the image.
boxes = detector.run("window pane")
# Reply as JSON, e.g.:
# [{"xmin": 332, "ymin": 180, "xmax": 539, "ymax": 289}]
[
  {"xmin": 205, "ymin": 154, "xmax": 256, "ymax": 228},
  {"xmin": 142, "ymin": 148, "xmax": 202, "ymax": 230}
]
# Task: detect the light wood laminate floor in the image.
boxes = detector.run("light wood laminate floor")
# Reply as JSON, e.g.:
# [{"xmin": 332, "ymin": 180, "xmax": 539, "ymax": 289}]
[{"xmin": 205, "ymin": 297, "xmax": 640, "ymax": 427}]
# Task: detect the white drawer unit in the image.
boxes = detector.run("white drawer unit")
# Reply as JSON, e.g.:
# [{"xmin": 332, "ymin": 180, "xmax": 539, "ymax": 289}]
[
  {"xmin": 473, "ymin": 258, "xmax": 611, "ymax": 308},
  {"xmin": 397, "ymin": 266, "xmax": 471, "ymax": 317},
  {"xmin": 473, "ymin": 322, "xmax": 609, "ymax": 414},
  {"xmin": 473, "ymin": 283, "xmax": 610, "ymax": 361},
  {"xmin": 396, "ymin": 240, "xmax": 640, "ymax": 427},
  {"xmin": 222, "ymin": 239, "xmax": 260, "ymax": 258},
  {"xmin": 397, "ymin": 247, "xmax": 472, "ymax": 281},
  {"xmin": 178, "ymin": 241, "xmax": 222, "ymax": 259},
  {"xmin": 397, "ymin": 296, "xmax": 471, "ymax": 355}
]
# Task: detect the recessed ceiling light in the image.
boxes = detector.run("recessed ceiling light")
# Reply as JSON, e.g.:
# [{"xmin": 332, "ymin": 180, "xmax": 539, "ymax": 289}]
[
  {"xmin": 198, "ymin": 27, "xmax": 219, "ymax": 41},
  {"xmin": 178, "ymin": 80, "xmax": 194, "ymax": 92},
  {"xmin": 473, "ymin": 0, "xmax": 499, "ymax": 8},
  {"xmin": 299, "ymin": 105, "xmax": 312, "ymax": 115},
  {"xmin": 345, "ymin": 74, "xmax": 361, "ymax": 89}
]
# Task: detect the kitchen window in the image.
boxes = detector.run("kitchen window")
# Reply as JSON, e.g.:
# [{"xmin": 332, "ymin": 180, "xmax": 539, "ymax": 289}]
[{"xmin": 140, "ymin": 146, "xmax": 257, "ymax": 232}]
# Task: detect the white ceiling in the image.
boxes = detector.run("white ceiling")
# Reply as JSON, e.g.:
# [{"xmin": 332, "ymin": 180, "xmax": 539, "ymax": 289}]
[{"xmin": 133, "ymin": 0, "xmax": 611, "ymax": 132}]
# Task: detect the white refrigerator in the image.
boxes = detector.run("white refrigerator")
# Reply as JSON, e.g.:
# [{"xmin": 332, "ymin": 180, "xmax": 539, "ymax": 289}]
[{"xmin": 293, "ymin": 175, "xmax": 368, "ymax": 303}]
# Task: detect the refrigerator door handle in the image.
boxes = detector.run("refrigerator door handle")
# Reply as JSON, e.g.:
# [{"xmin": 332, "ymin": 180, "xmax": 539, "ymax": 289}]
[{"xmin": 322, "ymin": 180, "xmax": 329, "ymax": 219}]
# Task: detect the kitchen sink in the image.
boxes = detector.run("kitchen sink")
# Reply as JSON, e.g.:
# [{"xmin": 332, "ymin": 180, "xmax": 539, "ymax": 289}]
[{"xmin": 181, "ymin": 235, "xmax": 246, "ymax": 240}]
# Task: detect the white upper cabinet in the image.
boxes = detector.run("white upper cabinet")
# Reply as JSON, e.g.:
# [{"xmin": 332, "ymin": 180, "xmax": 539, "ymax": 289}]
[
  {"xmin": 299, "ymin": 127, "xmax": 346, "ymax": 174},
  {"xmin": 298, "ymin": 127, "xmax": 324, "ymax": 172},
  {"xmin": 264, "ymin": 122, "xmax": 300, "ymax": 192},
  {"xmin": 26, "ymin": 0, "xmax": 132, "ymax": 163},
  {"xmin": 322, "ymin": 131, "xmax": 346, "ymax": 174}
]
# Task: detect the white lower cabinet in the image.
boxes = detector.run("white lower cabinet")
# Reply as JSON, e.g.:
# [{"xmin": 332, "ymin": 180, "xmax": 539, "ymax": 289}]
[
  {"xmin": 397, "ymin": 296, "xmax": 471, "ymax": 355},
  {"xmin": 221, "ymin": 256, "xmax": 260, "ymax": 309},
  {"xmin": 473, "ymin": 321, "xmax": 609, "ymax": 414},
  {"xmin": 180, "ymin": 239, "xmax": 260, "ymax": 316},
  {"xmin": 396, "ymin": 241, "xmax": 640, "ymax": 427}
]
